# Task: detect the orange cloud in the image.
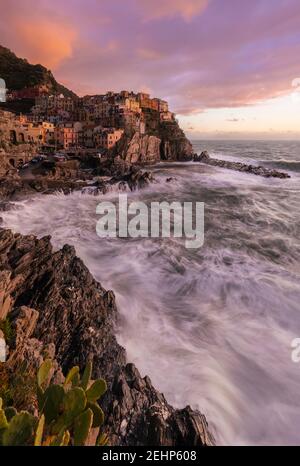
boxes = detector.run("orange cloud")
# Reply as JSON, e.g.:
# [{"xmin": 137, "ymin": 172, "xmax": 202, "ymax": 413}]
[
  {"xmin": 137, "ymin": 48, "xmax": 164, "ymax": 59},
  {"xmin": 11, "ymin": 20, "xmax": 76, "ymax": 69},
  {"xmin": 138, "ymin": 0, "xmax": 209, "ymax": 21}
]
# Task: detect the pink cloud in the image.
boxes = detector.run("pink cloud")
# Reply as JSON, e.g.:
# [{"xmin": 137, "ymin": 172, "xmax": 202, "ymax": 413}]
[
  {"xmin": 137, "ymin": 48, "xmax": 165, "ymax": 60},
  {"xmin": 14, "ymin": 20, "xmax": 76, "ymax": 69},
  {"xmin": 137, "ymin": 0, "xmax": 209, "ymax": 20},
  {"xmin": 1, "ymin": 0, "xmax": 300, "ymax": 116},
  {"xmin": 0, "ymin": 0, "xmax": 77, "ymax": 69}
]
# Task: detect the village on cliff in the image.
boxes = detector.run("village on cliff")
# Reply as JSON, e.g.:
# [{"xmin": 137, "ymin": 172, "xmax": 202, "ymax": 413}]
[{"xmin": 0, "ymin": 86, "xmax": 176, "ymax": 168}]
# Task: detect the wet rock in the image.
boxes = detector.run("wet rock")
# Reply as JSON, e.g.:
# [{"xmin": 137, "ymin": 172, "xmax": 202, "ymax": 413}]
[
  {"xmin": 194, "ymin": 151, "xmax": 290, "ymax": 179},
  {"xmin": 166, "ymin": 177, "xmax": 177, "ymax": 183},
  {"xmin": 110, "ymin": 167, "xmax": 155, "ymax": 191},
  {"xmin": 159, "ymin": 122, "xmax": 193, "ymax": 161},
  {"xmin": 124, "ymin": 133, "xmax": 161, "ymax": 164},
  {"xmin": 32, "ymin": 159, "xmax": 87, "ymax": 181},
  {"xmin": 0, "ymin": 228, "xmax": 214, "ymax": 446},
  {"xmin": 104, "ymin": 364, "xmax": 214, "ymax": 446},
  {"xmin": 193, "ymin": 151, "xmax": 210, "ymax": 163},
  {"xmin": 111, "ymin": 119, "xmax": 193, "ymax": 164}
]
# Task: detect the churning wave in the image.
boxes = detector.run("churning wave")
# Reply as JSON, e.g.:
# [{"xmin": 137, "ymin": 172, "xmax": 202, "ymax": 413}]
[
  {"xmin": 260, "ymin": 160, "xmax": 300, "ymax": 173},
  {"xmin": 1, "ymin": 140, "xmax": 300, "ymax": 445}
]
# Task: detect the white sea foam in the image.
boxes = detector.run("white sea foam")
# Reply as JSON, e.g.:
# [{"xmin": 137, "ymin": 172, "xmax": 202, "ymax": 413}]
[{"xmin": 2, "ymin": 144, "xmax": 300, "ymax": 445}]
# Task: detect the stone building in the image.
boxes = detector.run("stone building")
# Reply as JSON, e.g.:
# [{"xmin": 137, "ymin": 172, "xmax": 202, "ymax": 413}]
[
  {"xmin": 93, "ymin": 127, "xmax": 124, "ymax": 149},
  {"xmin": 54, "ymin": 122, "xmax": 83, "ymax": 149}
]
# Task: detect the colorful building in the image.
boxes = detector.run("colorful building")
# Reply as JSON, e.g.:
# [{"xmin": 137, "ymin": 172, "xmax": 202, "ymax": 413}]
[
  {"xmin": 55, "ymin": 122, "xmax": 83, "ymax": 149},
  {"xmin": 93, "ymin": 127, "xmax": 124, "ymax": 149}
]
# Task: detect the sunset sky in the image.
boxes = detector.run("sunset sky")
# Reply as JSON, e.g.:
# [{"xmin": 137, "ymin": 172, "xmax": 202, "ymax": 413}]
[{"xmin": 1, "ymin": 0, "xmax": 300, "ymax": 139}]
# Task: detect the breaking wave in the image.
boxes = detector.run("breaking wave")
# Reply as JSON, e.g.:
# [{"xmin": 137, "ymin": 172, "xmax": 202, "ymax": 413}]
[{"xmin": 2, "ymin": 140, "xmax": 300, "ymax": 445}]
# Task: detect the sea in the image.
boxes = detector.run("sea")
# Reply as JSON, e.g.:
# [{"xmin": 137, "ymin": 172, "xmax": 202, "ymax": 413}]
[{"xmin": 2, "ymin": 140, "xmax": 300, "ymax": 445}]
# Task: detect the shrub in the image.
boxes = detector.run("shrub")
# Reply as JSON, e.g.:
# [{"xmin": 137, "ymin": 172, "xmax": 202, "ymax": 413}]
[{"xmin": 0, "ymin": 318, "xmax": 14, "ymax": 346}]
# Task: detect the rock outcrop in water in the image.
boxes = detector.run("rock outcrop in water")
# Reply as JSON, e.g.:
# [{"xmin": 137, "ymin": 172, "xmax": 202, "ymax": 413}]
[
  {"xmin": 194, "ymin": 151, "xmax": 291, "ymax": 179},
  {"xmin": 0, "ymin": 228, "xmax": 214, "ymax": 446}
]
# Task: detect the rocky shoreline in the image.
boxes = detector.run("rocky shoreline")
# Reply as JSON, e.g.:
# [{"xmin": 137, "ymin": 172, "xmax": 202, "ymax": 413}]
[
  {"xmin": 194, "ymin": 151, "xmax": 291, "ymax": 179},
  {"xmin": 0, "ymin": 127, "xmax": 217, "ymax": 446},
  {"xmin": 0, "ymin": 228, "xmax": 214, "ymax": 446},
  {"xmin": 0, "ymin": 137, "xmax": 291, "ymax": 446},
  {"xmin": 0, "ymin": 155, "xmax": 157, "ymax": 204}
]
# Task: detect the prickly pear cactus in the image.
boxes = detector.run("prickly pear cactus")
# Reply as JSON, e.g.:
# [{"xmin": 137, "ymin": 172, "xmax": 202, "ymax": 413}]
[
  {"xmin": 1, "ymin": 412, "xmax": 37, "ymax": 446},
  {"xmin": 0, "ymin": 360, "xmax": 108, "ymax": 447}
]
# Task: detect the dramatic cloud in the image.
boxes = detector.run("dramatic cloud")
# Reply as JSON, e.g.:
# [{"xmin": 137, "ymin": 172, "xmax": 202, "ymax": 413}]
[
  {"xmin": 0, "ymin": 0, "xmax": 300, "ymax": 117},
  {"xmin": 0, "ymin": 0, "xmax": 77, "ymax": 69},
  {"xmin": 13, "ymin": 21, "xmax": 76, "ymax": 69}
]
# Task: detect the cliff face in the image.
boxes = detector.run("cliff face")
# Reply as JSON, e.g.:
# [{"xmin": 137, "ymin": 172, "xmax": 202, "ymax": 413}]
[
  {"xmin": 0, "ymin": 228, "xmax": 214, "ymax": 446},
  {"xmin": 114, "ymin": 121, "xmax": 193, "ymax": 165},
  {"xmin": 0, "ymin": 155, "xmax": 18, "ymax": 179},
  {"xmin": 114, "ymin": 133, "xmax": 161, "ymax": 164},
  {"xmin": 0, "ymin": 155, "xmax": 25, "ymax": 201},
  {"xmin": 159, "ymin": 121, "xmax": 193, "ymax": 161}
]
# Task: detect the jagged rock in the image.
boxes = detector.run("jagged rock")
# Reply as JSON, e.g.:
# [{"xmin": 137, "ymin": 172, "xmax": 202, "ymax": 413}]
[
  {"xmin": 0, "ymin": 156, "xmax": 19, "ymax": 179},
  {"xmin": 0, "ymin": 228, "xmax": 214, "ymax": 446},
  {"xmin": 32, "ymin": 159, "xmax": 87, "ymax": 181},
  {"xmin": 90, "ymin": 158, "xmax": 156, "ymax": 193},
  {"xmin": 159, "ymin": 121, "xmax": 193, "ymax": 161},
  {"xmin": 110, "ymin": 132, "xmax": 161, "ymax": 165},
  {"xmin": 166, "ymin": 177, "xmax": 177, "ymax": 183},
  {"xmin": 7, "ymin": 306, "xmax": 64, "ymax": 383},
  {"xmin": 194, "ymin": 151, "xmax": 290, "ymax": 179},
  {"xmin": 121, "ymin": 133, "xmax": 161, "ymax": 164},
  {"xmin": 111, "ymin": 119, "xmax": 193, "ymax": 164},
  {"xmin": 104, "ymin": 364, "xmax": 214, "ymax": 446},
  {"xmin": 0, "ymin": 156, "xmax": 23, "ymax": 199},
  {"xmin": 109, "ymin": 166, "xmax": 155, "ymax": 191},
  {"xmin": 0, "ymin": 270, "xmax": 14, "ymax": 320},
  {"xmin": 193, "ymin": 151, "xmax": 210, "ymax": 163}
]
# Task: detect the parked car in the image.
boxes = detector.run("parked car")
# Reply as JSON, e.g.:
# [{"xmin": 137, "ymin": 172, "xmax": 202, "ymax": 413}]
[{"xmin": 54, "ymin": 155, "xmax": 66, "ymax": 162}]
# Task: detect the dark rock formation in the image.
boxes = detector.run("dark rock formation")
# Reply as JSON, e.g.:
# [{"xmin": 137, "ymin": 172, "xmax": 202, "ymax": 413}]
[
  {"xmin": 0, "ymin": 155, "xmax": 157, "ymax": 201},
  {"xmin": 0, "ymin": 156, "xmax": 27, "ymax": 201},
  {"xmin": 0, "ymin": 174, "xmax": 87, "ymax": 200},
  {"xmin": 111, "ymin": 120, "xmax": 193, "ymax": 164},
  {"xmin": 84, "ymin": 157, "xmax": 156, "ymax": 194},
  {"xmin": 33, "ymin": 159, "xmax": 83, "ymax": 180},
  {"xmin": 0, "ymin": 155, "xmax": 19, "ymax": 180},
  {"xmin": 109, "ymin": 166, "xmax": 155, "ymax": 192},
  {"xmin": 193, "ymin": 151, "xmax": 210, "ymax": 163},
  {"xmin": 0, "ymin": 228, "xmax": 214, "ymax": 446},
  {"xmin": 105, "ymin": 364, "xmax": 213, "ymax": 446},
  {"xmin": 0, "ymin": 155, "xmax": 88, "ymax": 199},
  {"xmin": 194, "ymin": 151, "xmax": 291, "ymax": 179},
  {"xmin": 159, "ymin": 121, "xmax": 193, "ymax": 161}
]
